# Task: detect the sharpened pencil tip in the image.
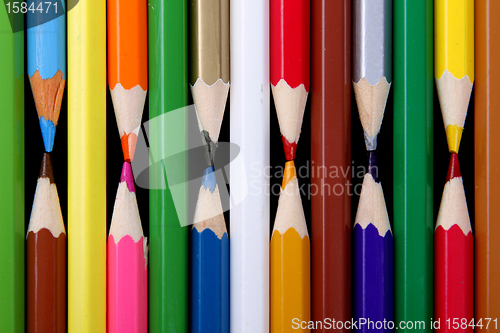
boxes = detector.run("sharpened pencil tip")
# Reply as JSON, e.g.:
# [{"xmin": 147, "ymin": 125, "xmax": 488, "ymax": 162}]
[
  {"xmin": 202, "ymin": 166, "xmax": 216, "ymax": 193},
  {"xmin": 40, "ymin": 117, "xmax": 56, "ymax": 153},
  {"xmin": 282, "ymin": 161, "xmax": 296, "ymax": 189},
  {"xmin": 446, "ymin": 153, "xmax": 461, "ymax": 182},
  {"xmin": 282, "ymin": 136, "xmax": 297, "ymax": 160},
  {"xmin": 121, "ymin": 133, "xmax": 138, "ymax": 162},
  {"xmin": 446, "ymin": 124, "xmax": 463, "ymax": 154},
  {"xmin": 39, "ymin": 153, "xmax": 55, "ymax": 183},
  {"xmin": 120, "ymin": 162, "xmax": 136, "ymax": 193}
]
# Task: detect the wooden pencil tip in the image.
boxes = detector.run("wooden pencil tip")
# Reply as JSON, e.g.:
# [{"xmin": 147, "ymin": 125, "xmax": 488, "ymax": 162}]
[
  {"xmin": 121, "ymin": 133, "xmax": 138, "ymax": 162},
  {"xmin": 282, "ymin": 136, "xmax": 297, "ymax": 160},
  {"xmin": 446, "ymin": 153, "xmax": 461, "ymax": 182},
  {"xmin": 446, "ymin": 124, "xmax": 463, "ymax": 154},
  {"xmin": 120, "ymin": 162, "xmax": 136, "ymax": 193},
  {"xmin": 282, "ymin": 161, "xmax": 296, "ymax": 189},
  {"xmin": 39, "ymin": 153, "xmax": 55, "ymax": 183}
]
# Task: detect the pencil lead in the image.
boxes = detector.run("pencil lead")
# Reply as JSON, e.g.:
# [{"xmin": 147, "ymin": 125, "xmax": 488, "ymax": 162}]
[
  {"xmin": 282, "ymin": 135, "xmax": 297, "ymax": 161},
  {"xmin": 201, "ymin": 166, "xmax": 216, "ymax": 193},
  {"xmin": 282, "ymin": 160, "xmax": 296, "ymax": 189},
  {"xmin": 121, "ymin": 133, "xmax": 138, "ymax": 162},
  {"xmin": 202, "ymin": 130, "xmax": 217, "ymax": 167},
  {"xmin": 120, "ymin": 162, "xmax": 136, "ymax": 193},
  {"xmin": 39, "ymin": 152, "xmax": 55, "ymax": 183},
  {"xmin": 446, "ymin": 153, "xmax": 461, "ymax": 182},
  {"xmin": 368, "ymin": 151, "xmax": 379, "ymax": 183},
  {"xmin": 40, "ymin": 117, "xmax": 56, "ymax": 153},
  {"xmin": 445, "ymin": 124, "xmax": 463, "ymax": 154}
]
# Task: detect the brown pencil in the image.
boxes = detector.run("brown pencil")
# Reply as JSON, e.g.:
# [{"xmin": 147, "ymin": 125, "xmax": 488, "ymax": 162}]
[
  {"xmin": 310, "ymin": 0, "xmax": 351, "ymax": 330},
  {"xmin": 475, "ymin": 0, "xmax": 500, "ymax": 327},
  {"xmin": 27, "ymin": 153, "xmax": 66, "ymax": 333}
]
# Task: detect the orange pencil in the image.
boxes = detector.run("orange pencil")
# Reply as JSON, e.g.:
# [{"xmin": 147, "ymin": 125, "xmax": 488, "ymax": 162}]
[{"xmin": 108, "ymin": 0, "xmax": 148, "ymax": 162}]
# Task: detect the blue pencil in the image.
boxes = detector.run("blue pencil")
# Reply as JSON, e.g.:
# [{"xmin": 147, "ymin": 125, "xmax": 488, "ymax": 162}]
[
  {"xmin": 353, "ymin": 152, "xmax": 394, "ymax": 332},
  {"xmin": 191, "ymin": 167, "xmax": 229, "ymax": 333},
  {"xmin": 27, "ymin": 0, "xmax": 66, "ymax": 152}
]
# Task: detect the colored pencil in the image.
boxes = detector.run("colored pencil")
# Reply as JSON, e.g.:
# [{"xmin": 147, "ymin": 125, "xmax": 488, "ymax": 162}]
[
  {"xmin": 352, "ymin": 0, "xmax": 391, "ymax": 151},
  {"xmin": 352, "ymin": 0, "xmax": 392, "ymax": 328},
  {"xmin": 189, "ymin": 1, "xmax": 230, "ymax": 329},
  {"xmin": 393, "ymin": 0, "xmax": 433, "ymax": 330},
  {"xmin": 108, "ymin": 0, "xmax": 147, "ymax": 162},
  {"xmin": 270, "ymin": 161, "xmax": 310, "ymax": 332},
  {"xmin": 191, "ymin": 167, "xmax": 229, "ymax": 332},
  {"xmin": 353, "ymin": 153, "xmax": 393, "ymax": 331},
  {"xmin": 27, "ymin": 153, "xmax": 66, "ymax": 333},
  {"xmin": 27, "ymin": 2, "xmax": 66, "ymax": 153},
  {"xmin": 148, "ymin": 0, "xmax": 189, "ymax": 330},
  {"xmin": 230, "ymin": 0, "xmax": 270, "ymax": 330},
  {"xmin": 475, "ymin": 0, "xmax": 500, "ymax": 327},
  {"xmin": 190, "ymin": 0, "xmax": 229, "ymax": 164},
  {"xmin": 434, "ymin": 154, "xmax": 473, "ymax": 332},
  {"xmin": 310, "ymin": 0, "xmax": 351, "ymax": 329},
  {"xmin": 68, "ymin": 0, "xmax": 107, "ymax": 330},
  {"xmin": 107, "ymin": 162, "xmax": 147, "ymax": 333},
  {"xmin": 0, "ymin": 9, "xmax": 24, "ymax": 331},
  {"xmin": 435, "ymin": 0, "xmax": 474, "ymax": 154},
  {"xmin": 270, "ymin": 0, "xmax": 309, "ymax": 160}
]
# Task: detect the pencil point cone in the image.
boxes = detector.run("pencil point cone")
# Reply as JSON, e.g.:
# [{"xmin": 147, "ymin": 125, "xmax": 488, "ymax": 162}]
[
  {"xmin": 282, "ymin": 136, "xmax": 297, "ymax": 160},
  {"xmin": 121, "ymin": 133, "xmax": 138, "ymax": 162},
  {"xmin": 446, "ymin": 124, "xmax": 463, "ymax": 154},
  {"xmin": 40, "ymin": 117, "xmax": 56, "ymax": 152}
]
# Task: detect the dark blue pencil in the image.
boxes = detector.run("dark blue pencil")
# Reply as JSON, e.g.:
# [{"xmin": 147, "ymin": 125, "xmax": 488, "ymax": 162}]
[{"xmin": 353, "ymin": 153, "xmax": 393, "ymax": 332}]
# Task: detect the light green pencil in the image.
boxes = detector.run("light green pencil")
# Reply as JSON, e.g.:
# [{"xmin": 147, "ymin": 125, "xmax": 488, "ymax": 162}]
[{"xmin": 0, "ymin": 6, "xmax": 24, "ymax": 332}]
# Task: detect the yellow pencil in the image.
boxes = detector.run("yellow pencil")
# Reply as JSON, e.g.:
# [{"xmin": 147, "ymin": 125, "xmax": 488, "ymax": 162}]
[
  {"xmin": 68, "ymin": 0, "xmax": 107, "ymax": 331},
  {"xmin": 271, "ymin": 161, "xmax": 310, "ymax": 332},
  {"xmin": 435, "ymin": 0, "xmax": 474, "ymax": 153}
]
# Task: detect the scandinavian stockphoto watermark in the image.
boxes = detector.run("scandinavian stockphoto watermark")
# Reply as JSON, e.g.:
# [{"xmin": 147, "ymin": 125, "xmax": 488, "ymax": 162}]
[{"xmin": 129, "ymin": 104, "xmax": 373, "ymax": 227}]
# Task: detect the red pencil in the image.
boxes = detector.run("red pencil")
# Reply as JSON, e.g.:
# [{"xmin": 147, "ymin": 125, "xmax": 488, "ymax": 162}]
[
  {"xmin": 270, "ymin": 0, "xmax": 310, "ymax": 160},
  {"xmin": 435, "ymin": 153, "xmax": 473, "ymax": 332}
]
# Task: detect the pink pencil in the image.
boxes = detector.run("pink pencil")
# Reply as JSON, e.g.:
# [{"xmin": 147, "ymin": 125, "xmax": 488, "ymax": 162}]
[{"xmin": 107, "ymin": 162, "xmax": 148, "ymax": 333}]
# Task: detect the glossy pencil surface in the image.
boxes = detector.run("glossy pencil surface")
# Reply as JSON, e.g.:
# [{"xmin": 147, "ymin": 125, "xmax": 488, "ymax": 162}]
[
  {"xmin": 230, "ymin": 0, "xmax": 270, "ymax": 330},
  {"xmin": 0, "ymin": 9, "xmax": 24, "ymax": 331},
  {"xmin": 310, "ymin": 0, "xmax": 351, "ymax": 329},
  {"xmin": 393, "ymin": 0, "xmax": 433, "ymax": 330},
  {"xmin": 68, "ymin": 0, "xmax": 107, "ymax": 330},
  {"xmin": 475, "ymin": 0, "xmax": 500, "ymax": 327},
  {"xmin": 148, "ymin": 0, "xmax": 189, "ymax": 331}
]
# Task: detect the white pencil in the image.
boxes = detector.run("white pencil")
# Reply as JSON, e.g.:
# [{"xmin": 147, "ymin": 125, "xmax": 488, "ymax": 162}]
[{"xmin": 230, "ymin": 0, "xmax": 270, "ymax": 331}]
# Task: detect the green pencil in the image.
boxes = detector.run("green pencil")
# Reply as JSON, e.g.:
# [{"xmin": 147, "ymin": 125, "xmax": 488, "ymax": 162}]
[
  {"xmin": 148, "ymin": 0, "xmax": 189, "ymax": 331},
  {"xmin": 393, "ymin": 0, "xmax": 433, "ymax": 331},
  {"xmin": 0, "ymin": 8, "xmax": 24, "ymax": 332}
]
